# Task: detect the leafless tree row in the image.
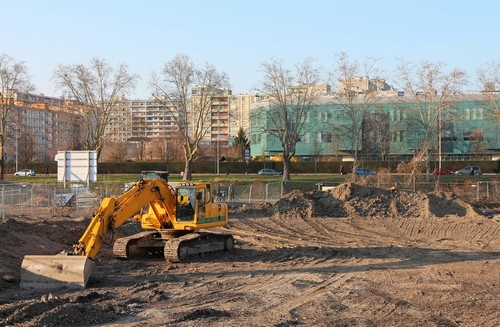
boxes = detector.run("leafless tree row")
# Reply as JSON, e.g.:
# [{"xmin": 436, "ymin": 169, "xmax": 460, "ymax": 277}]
[{"xmin": 1, "ymin": 51, "xmax": 499, "ymax": 180}]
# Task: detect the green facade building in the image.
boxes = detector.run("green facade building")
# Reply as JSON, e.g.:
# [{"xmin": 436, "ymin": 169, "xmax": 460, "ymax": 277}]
[{"xmin": 250, "ymin": 94, "xmax": 500, "ymax": 161}]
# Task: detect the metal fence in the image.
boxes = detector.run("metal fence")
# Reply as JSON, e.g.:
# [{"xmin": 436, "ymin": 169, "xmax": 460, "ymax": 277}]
[
  {"xmin": 1, "ymin": 180, "xmax": 498, "ymax": 220},
  {"xmin": 0, "ymin": 183, "xmax": 102, "ymax": 219}
]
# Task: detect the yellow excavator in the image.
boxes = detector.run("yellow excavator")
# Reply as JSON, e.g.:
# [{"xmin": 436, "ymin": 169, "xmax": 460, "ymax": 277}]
[{"xmin": 20, "ymin": 171, "xmax": 232, "ymax": 289}]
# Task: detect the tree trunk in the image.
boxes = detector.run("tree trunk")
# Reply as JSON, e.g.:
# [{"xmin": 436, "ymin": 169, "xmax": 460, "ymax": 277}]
[
  {"xmin": 183, "ymin": 159, "xmax": 192, "ymax": 181},
  {"xmin": 0, "ymin": 143, "xmax": 4, "ymax": 180},
  {"xmin": 283, "ymin": 156, "xmax": 291, "ymax": 181}
]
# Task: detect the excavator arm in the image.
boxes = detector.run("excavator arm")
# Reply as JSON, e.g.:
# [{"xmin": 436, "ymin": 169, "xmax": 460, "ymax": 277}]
[
  {"xmin": 72, "ymin": 179, "xmax": 175, "ymax": 259},
  {"xmin": 21, "ymin": 178, "xmax": 176, "ymax": 289}
]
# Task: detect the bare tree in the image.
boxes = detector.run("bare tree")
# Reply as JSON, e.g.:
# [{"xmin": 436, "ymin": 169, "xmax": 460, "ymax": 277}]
[
  {"xmin": 151, "ymin": 54, "xmax": 230, "ymax": 181},
  {"xmin": 255, "ymin": 58, "xmax": 321, "ymax": 181},
  {"xmin": 329, "ymin": 52, "xmax": 383, "ymax": 172},
  {"xmin": 101, "ymin": 140, "xmax": 129, "ymax": 163},
  {"xmin": 0, "ymin": 53, "xmax": 34, "ymax": 179},
  {"xmin": 395, "ymin": 59, "xmax": 467, "ymax": 185},
  {"xmin": 53, "ymin": 57, "xmax": 138, "ymax": 159},
  {"xmin": 310, "ymin": 136, "xmax": 323, "ymax": 174},
  {"xmin": 362, "ymin": 106, "xmax": 392, "ymax": 161},
  {"xmin": 18, "ymin": 133, "xmax": 36, "ymax": 167},
  {"xmin": 467, "ymin": 129, "xmax": 489, "ymax": 158},
  {"xmin": 137, "ymin": 139, "xmax": 147, "ymax": 161},
  {"xmin": 476, "ymin": 61, "xmax": 500, "ymax": 121},
  {"xmin": 166, "ymin": 130, "xmax": 185, "ymax": 162}
]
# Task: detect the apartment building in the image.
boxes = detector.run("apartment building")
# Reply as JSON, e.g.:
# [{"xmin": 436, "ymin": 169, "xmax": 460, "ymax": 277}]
[
  {"xmin": 3, "ymin": 91, "xmax": 81, "ymax": 163},
  {"xmin": 338, "ymin": 76, "xmax": 396, "ymax": 96},
  {"xmin": 228, "ymin": 93, "xmax": 269, "ymax": 141},
  {"xmin": 107, "ymin": 98, "xmax": 180, "ymax": 141}
]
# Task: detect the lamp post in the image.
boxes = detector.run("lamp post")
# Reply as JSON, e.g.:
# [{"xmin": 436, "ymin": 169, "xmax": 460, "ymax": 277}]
[
  {"xmin": 438, "ymin": 110, "xmax": 442, "ymax": 169},
  {"xmin": 15, "ymin": 119, "xmax": 18, "ymax": 173},
  {"xmin": 15, "ymin": 128, "xmax": 19, "ymax": 171},
  {"xmin": 215, "ymin": 105, "xmax": 221, "ymax": 175},
  {"xmin": 216, "ymin": 128, "xmax": 220, "ymax": 175}
]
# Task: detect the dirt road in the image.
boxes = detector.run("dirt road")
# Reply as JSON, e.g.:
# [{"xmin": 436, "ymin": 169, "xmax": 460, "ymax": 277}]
[{"xmin": 1, "ymin": 183, "xmax": 499, "ymax": 326}]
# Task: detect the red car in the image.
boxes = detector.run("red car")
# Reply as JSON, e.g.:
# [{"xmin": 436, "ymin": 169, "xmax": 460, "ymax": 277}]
[{"xmin": 432, "ymin": 168, "xmax": 454, "ymax": 175}]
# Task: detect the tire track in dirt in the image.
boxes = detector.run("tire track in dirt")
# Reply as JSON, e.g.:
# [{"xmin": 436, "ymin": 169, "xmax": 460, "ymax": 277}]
[
  {"xmin": 269, "ymin": 214, "xmax": 339, "ymax": 244},
  {"xmin": 339, "ymin": 218, "xmax": 404, "ymax": 247},
  {"xmin": 230, "ymin": 218, "xmax": 309, "ymax": 249},
  {"xmin": 273, "ymin": 215, "xmax": 327, "ymax": 241},
  {"xmin": 385, "ymin": 216, "xmax": 500, "ymax": 249},
  {"xmin": 234, "ymin": 218, "xmax": 294, "ymax": 241}
]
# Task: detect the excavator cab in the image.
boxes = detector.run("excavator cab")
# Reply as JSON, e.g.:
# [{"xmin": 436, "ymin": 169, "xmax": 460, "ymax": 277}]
[{"xmin": 141, "ymin": 170, "xmax": 169, "ymax": 181}]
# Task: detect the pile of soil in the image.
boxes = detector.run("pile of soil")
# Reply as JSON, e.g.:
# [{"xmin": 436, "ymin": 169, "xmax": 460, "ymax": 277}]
[{"xmin": 272, "ymin": 183, "xmax": 481, "ymax": 219}]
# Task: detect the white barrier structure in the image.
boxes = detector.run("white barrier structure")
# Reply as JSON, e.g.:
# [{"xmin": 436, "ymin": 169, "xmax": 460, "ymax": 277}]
[{"xmin": 55, "ymin": 151, "xmax": 97, "ymax": 186}]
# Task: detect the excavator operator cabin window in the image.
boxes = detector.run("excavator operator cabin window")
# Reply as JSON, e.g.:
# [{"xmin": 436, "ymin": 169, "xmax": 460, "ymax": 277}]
[
  {"xmin": 205, "ymin": 185, "xmax": 211, "ymax": 203},
  {"xmin": 197, "ymin": 188, "xmax": 206, "ymax": 219},
  {"xmin": 176, "ymin": 187, "xmax": 195, "ymax": 222},
  {"xmin": 197, "ymin": 189, "xmax": 205, "ymax": 202}
]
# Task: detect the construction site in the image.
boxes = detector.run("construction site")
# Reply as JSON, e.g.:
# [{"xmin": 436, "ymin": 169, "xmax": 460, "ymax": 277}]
[{"xmin": 0, "ymin": 179, "xmax": 499, "ymax": 326}]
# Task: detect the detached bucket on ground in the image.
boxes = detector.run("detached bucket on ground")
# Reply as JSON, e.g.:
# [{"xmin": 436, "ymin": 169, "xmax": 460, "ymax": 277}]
[{"xmin": 20, "ymin": 254, "xmax": 94, "ymax": 289}]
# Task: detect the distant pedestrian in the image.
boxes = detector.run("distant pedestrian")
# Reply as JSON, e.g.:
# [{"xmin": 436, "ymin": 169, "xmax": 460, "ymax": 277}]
[
  {"xmin": 45, "ymin": 167, "xmax": 49, "ymax": 176},
  {"xmin": 339, "ymin": 165, "xmax": 344, "ymax": 175}
]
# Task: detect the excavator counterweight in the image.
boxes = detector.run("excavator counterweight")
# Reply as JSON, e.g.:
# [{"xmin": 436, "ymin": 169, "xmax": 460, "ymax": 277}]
[{"xmin": 20, "ymin": 173, "xmax": 230, "ymax": 289}]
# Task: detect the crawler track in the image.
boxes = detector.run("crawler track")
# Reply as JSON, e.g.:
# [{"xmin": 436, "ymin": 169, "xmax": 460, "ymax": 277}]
[
  {"xmin": 113, "ymin": 231, "xmax": 234, "ymax": 262},
  {"xmin": 113, "ymin": 231, "xmax": 159, "ymax": 259},
  {"xmin": 164, "ymin": 232, "xmax": 234, "ymax": 262}
]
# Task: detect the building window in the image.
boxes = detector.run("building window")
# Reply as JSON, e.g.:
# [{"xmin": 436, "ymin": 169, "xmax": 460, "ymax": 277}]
[
  {"xmin": 303, "ymin": 132, "xmax": 310, "ymax": 144},
  {"xmin": 392, "ymin": 130, "xmax": 405, "ymax": 142},
  {"xmin": 319, "ymin": 132, "xmax": 332, "ymax": 143}
]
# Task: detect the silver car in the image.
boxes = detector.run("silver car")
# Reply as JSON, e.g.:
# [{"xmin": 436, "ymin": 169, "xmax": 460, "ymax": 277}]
[
  {"xmin": 258, "ymin": 169, "xmax": 282, "ymax": 175},
  {"xmin": 14, "ymin": 169, "xmax": 36, "ymax": 176},
  {"xmin": 455, "ymin": 166, "xmax": 482, "ymax": 176}
]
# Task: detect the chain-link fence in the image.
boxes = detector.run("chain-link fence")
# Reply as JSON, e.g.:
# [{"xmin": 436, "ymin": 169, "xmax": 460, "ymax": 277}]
[
  {"xmin": 1, "ymin": 180, "xmax": 498, "ymax": 220},
  {"xmin": 210, "ymin": 179, "xmax": 500, "ymax": 205},
  {"xmin": 0, "ymin": 183, "xmax": 103, "ymax": 220}
]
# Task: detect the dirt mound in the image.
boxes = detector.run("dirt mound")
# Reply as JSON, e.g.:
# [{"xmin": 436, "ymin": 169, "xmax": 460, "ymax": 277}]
[
  {"xmin": 0, "ymin": 216, "xmax": 87, "ymax": 279},
  {"xmin": 229, "ymin": 202, "xmax": 274, "ymax": 218},
  {"xmin": 274, "ymin": 189, "xmax": 346, "ymax": 218},
  {"xmin": 272, "ymin": 182, "xmax": 483, "ymax": 220}
]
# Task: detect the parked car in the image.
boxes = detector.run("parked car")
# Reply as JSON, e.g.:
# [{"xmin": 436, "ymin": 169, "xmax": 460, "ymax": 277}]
[
  {"xmin": 258, "ymin": 169, "xmax": 282, "ymax": 175},
  {"xmin": 14, "ymin": 169, "xmax": 36, "ymax": 176},
  {"xmin": 432, "ymin": 168, "xmax": 454, "ymax": 175},
  {"xmin": 455, "ymin": 166, "xmax": 482, "ymax": 176},
  {"xmin": 355, "ymin": 168, "xmax": 376, "ymax": 176}
]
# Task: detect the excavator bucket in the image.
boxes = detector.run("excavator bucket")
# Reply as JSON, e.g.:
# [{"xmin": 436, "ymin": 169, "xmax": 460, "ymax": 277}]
[{"xmin": 20, "ymin": 254, "xmax": 94, "ymax": 289}]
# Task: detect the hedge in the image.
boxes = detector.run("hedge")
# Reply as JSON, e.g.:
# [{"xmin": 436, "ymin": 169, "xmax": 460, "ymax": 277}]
[{"xmin": 5, "ymin": 159, "xmax": 499, "ymax": 175}]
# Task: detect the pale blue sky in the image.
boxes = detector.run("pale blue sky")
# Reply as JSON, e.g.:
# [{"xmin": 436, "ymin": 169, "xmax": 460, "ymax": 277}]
[{"xmin": 2, "ymin": 0, "xmax": 499, "ymax": 98}]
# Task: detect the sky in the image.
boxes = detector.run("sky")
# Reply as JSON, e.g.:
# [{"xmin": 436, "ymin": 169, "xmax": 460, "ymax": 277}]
[{"xmin": 2, "ymin": 0, "xmax": 500, "ymax": 99}]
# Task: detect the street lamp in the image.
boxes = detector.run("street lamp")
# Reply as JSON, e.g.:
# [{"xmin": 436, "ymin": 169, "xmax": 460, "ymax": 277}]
[
  {"xmin": 215, "ymin": 105, "xmax": 221, "ymax": 175},
  {"xmin": 15, "ymin": 128, "xmax": 18, "ymax": 173},
  {"xmin": 438, "ymin": 109, "xmax": 442, "ymax": 169},
  {"xmin": 14, "ymin": 119, "xmax": 18, "ymax": 173},
  {"xmin": 216, "ymin": 126, "xmax": 220, "ymax": 175}
]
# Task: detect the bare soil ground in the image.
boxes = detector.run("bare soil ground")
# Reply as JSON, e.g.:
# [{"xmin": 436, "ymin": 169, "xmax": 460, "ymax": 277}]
[{"xmin": 1, "ymin": 183, "xmax": 499, "ymax": 327}]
